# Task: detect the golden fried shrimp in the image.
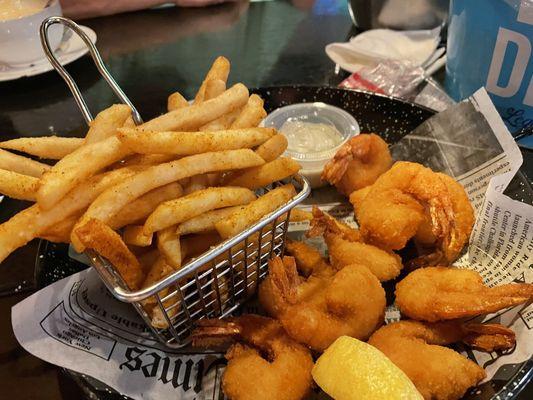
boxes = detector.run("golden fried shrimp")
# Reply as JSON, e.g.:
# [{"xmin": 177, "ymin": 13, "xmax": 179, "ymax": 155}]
[
  {"xmin": 349, "ymin": 185, "xmax": 371, "ymax": 217},
  {"xmin": 307, "ymin": 206, "xmax": 362, "ymax": 242},
  {"xmin": 412, "ymin": 173, "xmax": 474, "ymax": 267},
  {"xmin": 284, "ymin": 239, "xmax": 329, "ymax": 277},
  {"xmin": 192, "ymin": 315, "xmax": 313, "ymax": 400},
  {"xmin": 396, "ymin": 267, "xmax": 533, "ymax": 322},
  {"xmin": 354, "ymin": 161, "xmax": 456, "ymax": 253},
  {"xmin": 308, "ymin": 207, "xmax": 403, "ymax": 281},
  {"xmin": 321, "ymin": 133, "xmax": 392, "ymax": 196},
  {"xmin": 262, "ymin": 256, "xmax": 386, "ymax": 351},
  {"xmin": 325, "ymin": 234, "xmax": 403, "ymax": 281},
  {"xmin": 368, "ymin": 320, "xmax": 488, "ymax": 400}
]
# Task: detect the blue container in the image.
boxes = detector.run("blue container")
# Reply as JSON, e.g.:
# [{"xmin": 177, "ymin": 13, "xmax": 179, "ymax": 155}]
[{"xmin": 445, "ymin": 0, "xmax": 533, "ymax": 147}]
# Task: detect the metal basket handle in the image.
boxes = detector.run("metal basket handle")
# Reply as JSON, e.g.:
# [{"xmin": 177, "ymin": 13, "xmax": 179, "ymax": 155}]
[{"xmin": 39, "ymin": 16, "xmax": 143, "ymax": 125}]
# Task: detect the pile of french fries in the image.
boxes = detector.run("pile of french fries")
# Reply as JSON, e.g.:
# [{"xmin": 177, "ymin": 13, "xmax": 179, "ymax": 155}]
[{"xmin": 0, "ymin": 57, "xmax": 303, "ymax": 327}]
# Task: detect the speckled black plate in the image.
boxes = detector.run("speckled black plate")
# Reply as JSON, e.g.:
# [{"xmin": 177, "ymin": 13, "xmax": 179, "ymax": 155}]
[{"xmin": 36, "ymin": 86, "xmax": 533, "ymax": 400}]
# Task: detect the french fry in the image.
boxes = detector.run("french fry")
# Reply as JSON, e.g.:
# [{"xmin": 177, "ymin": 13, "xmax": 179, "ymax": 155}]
[
  {"xmin": 200, "ymin": 107, "xmax": 241, "ymax": 131},
  {"xmin": 176, "ymin": 206, "xmax": 244, "ymax": 235},
  {"xmin": 122, "ymin": 115, "xmax": 136, "ymax": 128},
  {"xmin": 84, "ymin": 104, "xmax": 131, "ymax": 144},
  {"xmin": 108, "ymin": 182, "xmax": 183, "ymax": 230},
  {"xmin": 117, "ymin": 127, "xmax": 275, "ymax": 155},
  {"xmin": 140, "ymin": 83, "xmax": 248, "ymax": 132},
  {"xmin": 119, "ymin": 153, "xmax": 177, "ymax": 167},
  {"xmin": 0, "ymin": 169, "xmax": 39, "ymax": 201},
  {"xmin": 0, "ymin": 166, "xmax": 139, "ymax": 263},
  {"xmin": 181, "ymin": 231, "xmax": 222, "ymax": 261},
  {"xmin": 167, "ymin": 92, "xmax": 188, "ymax": 111},
  {"xmin": 0, "ymin": 149, "xmax": 50, "ymax": 177},
  {"xmin": 183, "ymin": 174, "xmax": 209, "ymax": 195},
  {"xmin": 144, "ymin": 187, "xmax": 256, "ymax": 235},
  {"xmin": 37, "ymin": 135, "xmax": 131, "ymax": 210},
  {"xmin": 72, "ymin": 149, "xmax": 265, "ymax": 252},
  {"xmin": 157, "ymin": 227, "xmax": 182, "ymax": 269},
  {"xmin": 255, "ymin": 134, "xmax": 288, "ymax": 162},
  {"xmin": 215, "ymin": 184, "xmax": 297, "ymax": 239},
  {"xmin": 40, "ymin": 213, "xmax": 80, "ymax": 243},
  {"xmin": 138, "ymin": 249, "xmax": 160, "ymax": 274},
  {"xmin": 225, "ymin": 157, "xmax": 300, "ymax": 190},
  {"xmin": 0, "ymin": 137, "xmax": 84, "ymax": 159},
  {"xmin": 230, "ymin": 94, "xmax": 267, "ymax": 129},
  {"xmin": 141, "ymin": 257, "xmax": 178, "ymax": 328},
  {"xmin": 204, "ymin": 79, "xmax": 226, "ymax": 100},
  {"xmin": 194, "ymin": 56, "xmax": 230, "ymax": 104},
  {"xmin": 123, "ymin": 225, "xmax": 153, "ymax": 247},
  {"xmin": 74, "ymin": 218, "xmax": 144, "ymax": 290}
]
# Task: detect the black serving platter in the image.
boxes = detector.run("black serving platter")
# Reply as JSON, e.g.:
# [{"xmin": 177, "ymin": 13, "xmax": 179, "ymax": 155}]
[{"xmin": 36, "ymin": 86, "xmax": 533, "ymax": 400}]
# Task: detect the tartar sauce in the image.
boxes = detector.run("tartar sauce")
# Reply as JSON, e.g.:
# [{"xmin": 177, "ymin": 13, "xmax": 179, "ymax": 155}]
[{"xmin": 280, "ymin": 120, "xmax": 344, "ymax": 153}]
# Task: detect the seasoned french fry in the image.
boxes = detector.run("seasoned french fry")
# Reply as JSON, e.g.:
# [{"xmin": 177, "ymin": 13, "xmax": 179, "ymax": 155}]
[
  {"xmin": 176, "ymin": 206, "xmax": 244, "ymax": 235},
  {"xmin": 144, "ymin": 187, "xmax": 256, "ymax": 235},
  {"xmin": 181, "ymin": 231, "xmax": 222, "ymax": 261},
  {"xmin": 200, "ymin": 107, "xmax": 242, "ymax": 131},
  {"xmin": 255, "ymin": 134, "xmax": 288, "ymax": 162},
  {"xmin": 72, "ymin": 149, "xmax": 265, "ymax": 252},
  {"xmin": 230, "ymin": 94, "xmax": 267, "ymax": 129},
  {"xmin": 0, "ymin": 167, "xmax": 139, "ymax": 263},
  {"xmin": 123, "ymin": 225, "xmax": 153, "ymax": 247},
  {"xmin": 122, "ymin": 115, "xmax": 136, "ymax": 128},
  {"xmin": 0, "ymin": 169, "xmax": 39, "ymax": 201},
  {"xmin": 215, "ymin": 184, "xmax": 297, "ymax": 239},
  {"xmin": 204, "ymin": 78, "xmax": 226, "ymax": 100},
  {"xmin": 183, "ymin": 174, "xmax": 209, "ymax": 195},
  {"xmin": 194, "ymin": 56, "xmax": 230, "ymax": 104},
  {"xmin": 75, "ymin": 218, "xmax": 144, "ymax": 290},
  {"xmin": 225, "ymin": 157, "xmax": 300, "ymax": 190},
  {"xmin": 167, "ymin": 92, "xmax": 188, "ymax": 111},
  {"xmin": 40, "ymin": 213, "xmax": 80, "ymax": 243},
  {"xmin": 119, "ymin": 153, "xmax": 177, "ymax": 167},
  {"xmin": 0, "ymin": 137, "xmax": 84, "ymax": 159},
  {"xmin": 0, "ymin": 149, "xmax": 50, "ymax": 178},
  {"xmin": 84, "ymin": 104, "xmax": 131, "ymax": 144},
  {"xmin": 117, "ymin": 127, "xmax": 275, "ymax": 155},
  {"xmin": 157, "ymin": 227, "xmax": 182, "ymax": 269},
  {"xmin": 142, "ymin": 257, "xmax": 174, "ymax": 292},
  {"xmin": 108, "ymin": 182, "xmax": 183, "ymax": 230},
  {"xmin": 140, "ymin": 83, "xmax": 248, "ymax": 132},
  {"xmin": 140, "ymin": 256, "xmax": 178, "ymax": 327},
  {"xmin": 138, "ymin": 249, "xmax": 160, "ymax": 274},
  {"xmin": 37, "ymin": 135, "xmax": 131, "ymax": 210}
]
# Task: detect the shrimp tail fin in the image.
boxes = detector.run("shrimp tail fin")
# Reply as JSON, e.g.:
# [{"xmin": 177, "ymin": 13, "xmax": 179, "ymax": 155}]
[
  {"xmin": 269, "ymin": 256, "xmax": 299, "ymax": 305},
  {"xmin": 308, "ymin": 206, "xmax": 362, "ymax": 242},
  {"xmin": 320, "ymin": 135, "xmax": 371, "ymax": 185},
  {"xmin": 191, "ymin": 319, "xmax": 241, "ymax": 347},
  {"xmin": 462, "ymin": 323, "xmax": 516, "ymax": 352}
]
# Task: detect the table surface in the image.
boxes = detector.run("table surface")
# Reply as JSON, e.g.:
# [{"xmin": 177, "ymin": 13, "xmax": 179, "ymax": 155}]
[{"xmin": 0, "ymin": 1, "xmax": 531, "ymax": 399}]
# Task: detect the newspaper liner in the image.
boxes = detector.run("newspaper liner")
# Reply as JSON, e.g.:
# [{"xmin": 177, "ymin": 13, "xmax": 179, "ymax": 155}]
[{"xmin": 11, "ymin": 89, "xmax": 532, "ymax": 399}]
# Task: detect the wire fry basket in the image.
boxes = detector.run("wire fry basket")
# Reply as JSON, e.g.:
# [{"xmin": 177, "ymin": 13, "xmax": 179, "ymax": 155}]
[{"xmin": 40, "ymin": 17, "xmax": 311, "ymax": 347}]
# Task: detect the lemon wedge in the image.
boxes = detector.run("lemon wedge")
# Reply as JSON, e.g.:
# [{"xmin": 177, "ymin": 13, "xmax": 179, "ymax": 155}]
[{"xmin": 312, "ymin": 336, "xmax": 423, "ymax": 400}]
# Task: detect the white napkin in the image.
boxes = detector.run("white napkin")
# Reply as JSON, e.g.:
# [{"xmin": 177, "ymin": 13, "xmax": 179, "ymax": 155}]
[{"xmin": 325, "ymin": 27, "xmax": 441, "ymax": 73}]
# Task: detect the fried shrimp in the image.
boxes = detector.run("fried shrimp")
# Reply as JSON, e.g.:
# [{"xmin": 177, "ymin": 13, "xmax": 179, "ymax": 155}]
[
  {"xmin": 321, "ymin": 133, "xmax": 392, "ymax": 196},
  {"xmin": 411, "ymin": 173, "xmax": 474, "ymax": 267},
  {"xmin": 308, "ymin": 207, "xmax": 403, "ymax": 281},
  {"xmin": 368, "ymin": 320, "xmax": 496, "ymax": 400},
  {"xmin": 396, "ymin": 267, "xmax": 533, "ymax": 322},
  {"xmin": 261, "ymin": 256, "xmax": 386, "ymax": 351},
  {"xmin": 192, "ymin": 314, "xmax": 313, "ymax": 400},
  {"xmin": 353, "ymin": 161, "xmax": 456, "ymax": 254}
]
